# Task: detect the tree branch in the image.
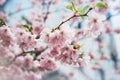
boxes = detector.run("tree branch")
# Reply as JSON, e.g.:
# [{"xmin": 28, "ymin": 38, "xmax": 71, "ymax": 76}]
[
  {"xmin": 8, "ymin": 47, "xmax": 47, "ymax": 65},
  {"xmin": 44, "ymin": 0, "xmax": 52, "ymax": 22},
  {"xmin": 55, "ymin": 8, "xmax": 93, "ymax": 30}
]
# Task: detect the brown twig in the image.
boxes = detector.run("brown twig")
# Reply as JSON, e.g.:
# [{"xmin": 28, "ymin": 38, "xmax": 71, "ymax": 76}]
[
  {"xmin": 55, "ymin": 8, "xmax": 93, "ymax": 30},
  {"xmin": 23, "ymin": 47, "xmax": 48, "ymax": 60},
  {"xmin": 44, "ymin": 0, "xmax": 52, "ymax": 22},
  {"xmin": 8, "ymin": 47, "xmax": 47, "ymax": 66}
]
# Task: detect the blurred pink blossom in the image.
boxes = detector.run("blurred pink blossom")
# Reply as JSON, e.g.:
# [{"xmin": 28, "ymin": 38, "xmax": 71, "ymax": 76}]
[{"xmin": 0, "ymin": 0, "xmax": 6, "ymax": 6}]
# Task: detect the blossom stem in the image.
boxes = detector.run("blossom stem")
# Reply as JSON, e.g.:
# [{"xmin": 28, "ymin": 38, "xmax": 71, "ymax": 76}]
[
  {"xmin": 56, "ymin": 8, "xmax": 93, "ymax": 29},
  {"xmin": 44, "ymin": 0, "xmax": 52, "ymax": 22},
  {"xmin": 23, "ymin": 47, "xmax": 47, "ymax": 60},
  {"xmin": 8, "ymin": 47, "xmax": 47, "ymax": 65}
]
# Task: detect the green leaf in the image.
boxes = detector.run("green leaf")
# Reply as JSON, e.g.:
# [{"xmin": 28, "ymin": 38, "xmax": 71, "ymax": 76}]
[
  {"xmin": 22, "ymin": 25, "xmax": 33, "ymax": 31},
  {"xmin": 71, "ymin": 1, "xmax": 77, "ymax": 12},
  {"xmin": 80, "ymin": 16, "xmax": 85, "ymax": 20},
  {"xmin": 0, "ymin": 18, "xmax": 5, "ymax": 27},
  {"xmin": 83, "ymin": 5, "xmax": 91, "ymax": 11},
  {"xmin": 78, "ymin": 8, "xmax": 85, "ymax": 14},
  {"xmin": 96, "ymin": 2, "xmax": 107, "ymax": 8},
  {"xmin": 66, "ymin": 1, "xmax": 77, "ymax": 12},
  {"xmin": 78, "ymin": 5, "xmax": 91, "ymax": 14},
  {"xmin": 66, "ymin": 5, "xmax": 73, "ymax": 11},
  {"xmin": 22, "ymin": 24, "xmax": 29, "ymax": 28}
]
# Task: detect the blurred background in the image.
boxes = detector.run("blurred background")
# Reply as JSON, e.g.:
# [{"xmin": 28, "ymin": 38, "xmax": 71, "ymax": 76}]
[{"xmin": 0, "ymin": 0, "xmax": 120, "ymax": 80}]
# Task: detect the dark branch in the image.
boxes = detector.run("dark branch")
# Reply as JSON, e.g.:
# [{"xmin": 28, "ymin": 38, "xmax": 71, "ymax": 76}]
[
  {"xmin": 56, "ymin": 8, "xmax": 93, "ymax": 29},
  {"xmin": 44, "ymin": 0, "xmax": 52, "ymax": 22},
  {"xmin": 8, "ymin": 47, "xmax": 47, "ymax": 65}
]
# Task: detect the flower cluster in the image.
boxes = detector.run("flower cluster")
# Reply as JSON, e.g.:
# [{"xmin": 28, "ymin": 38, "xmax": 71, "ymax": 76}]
[{"xmin": 0, "ymin": 0, "xmax": 107, "ymax": 80}]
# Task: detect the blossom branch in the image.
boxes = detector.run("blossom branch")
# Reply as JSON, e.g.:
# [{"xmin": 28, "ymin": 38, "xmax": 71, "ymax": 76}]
[
  {"xmin": 22, "ymin": 47, "xmax": 48, "ymax": 60},
  {"xmin": 9, "ymin": 47, "xmax": 47, "ymax": 65},
  {"xmin": 44, "ymin": 0, "xmax": 52, "ymax": 22},
  {"xmin": 55, "ymin": 8, "xmax": 93, "ymax": 30}
]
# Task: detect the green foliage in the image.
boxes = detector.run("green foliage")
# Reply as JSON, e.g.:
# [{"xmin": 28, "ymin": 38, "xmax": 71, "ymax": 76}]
[
  {"xmin": 95, "ymin": 2, "xmax": 107, "ymax": 8},
  {"xmin": 71, "ymin": 1, "xmax": 77, "ymax": 12},
  {"xmin": 22, "ymin": 25, "xmax": 33, "ymax": 32},
  {"xmin": 77, "ymin": 5, "xmax": 91, "ymax": 20},
  {"xmin": 78, "ymin": 5, "xmax": 91, "ymax": 14},
  {"xmin": 0, "ymin": 18, "xmax": 5, "ymax": 27},
  {"xmin": 66, "ymin": 5, "xmax": 73, "ymax": 11},
  {"xmin": 65, "ymin": 1, "xmax": 107, "ymax": 20},
  {"xmin": 66, "ymin": 1, "xmax": 77, "ymax": 12}
]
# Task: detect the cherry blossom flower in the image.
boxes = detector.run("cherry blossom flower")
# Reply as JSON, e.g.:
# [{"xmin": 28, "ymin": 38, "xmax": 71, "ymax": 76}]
[
  {"xmin": 0, "ymin": 45, "xmax": 15, "ymax": 66},
  {"xmin": 75, "ymin": 10, "xmax": 106, "ymax": 38},
  {"xmin": 48, "ymin": 45, "xmax": 60, "ymax": 58},
  {"xmin": 43, "ymin": 25, "xmax": 75, "ymax": 47},
  {"xmin": 13, "ymin": 28, "xmax": 36, "ymax": 50},
  {"xmin": 49, "ymin": 44, "xmax": 81, "ymax": 66},
  {"xmin": 39, "ymin": 59, "xmax": 56, "ymax": 71},
  {"xmin": 0, "ymin": 25, "xmax": 15, "ymax": 47},
  {"xmin": 0, "ymin": 0, "xmax": 6, "ymax": 6},
  {"xmin": 87, "ymin": 10, "xmax": 106, "ymax": 29},
  {"xmin": 44, "ymin": 30, "xmax": 66, "ymax": 46},
  {"xmin": 0, "ymin": 12, "xmax": 7, "ymax": 20},
  {"xmin": 14, "ymin": 54, "xmax": 34, "ymax": 70},
  {"xmin": 0, "ymin": 65, "xmax": 42, "ymax": 80},
  {"xmin": 32, "ymin": 24, "xmax": 44, "ymax": 38},
  {"xmin": 0, "ymin": 0, "xmax": 109, "ymax": 80}
]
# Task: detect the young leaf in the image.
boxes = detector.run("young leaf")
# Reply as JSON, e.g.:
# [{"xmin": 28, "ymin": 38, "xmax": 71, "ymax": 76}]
[
  {"xmin": 0, "ymin": 18, "xmax": 5, "ymax": 27},
  {"xmin": 78, "ymin": 5, "xmax": 91, "ymax": 14},
  {"xmin": 83, "ymin": 5, "xmax": 91, "ymax": 11},
  {"xmin": 78, "ymin": 8, "xmax": 85, "ymax": 14},
  {"xmin": 71, "ymin": 1, "xmax": 77, "ymax": 12},
  {"xmin": 22, "ymin": 25, "xmax": 32, "ymax": 31},
  {"xmin": 96, "ymin": 2, "xmax": 107, "ymax": 8},
  {"xmin": 66, "ymin": 5, "xmax": 73, "ymax": 11},
  {"xmin": 22, "ymin": 25, "xmax": 29, "ymax": 29}
]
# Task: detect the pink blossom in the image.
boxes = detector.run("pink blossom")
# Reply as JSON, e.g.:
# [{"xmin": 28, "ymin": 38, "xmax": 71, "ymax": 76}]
[
  {"xmin": 0, "ymin": 26, "xmax": 15, "ymax": 47},
  {"xmin": 0, "ymin": 0, "xmax": 6, "ymax": 6},
  {"xmin": 14, "ymin": 54, "xmax": 34, "ymax": 70},
  {"xmin": 0, "ymin": 45, "xmax": 14, "ymax": 60},
  {"xmin": 32, "ymin": 25, "xmax": 44, "ymax": 37},
  {"xmin": 74, "ymin": 11, "xmax": 106, "ymax": 38},
  {"xmin": 0, "ymin": 65, "xmax": 41, "ymax": 80},
  {"xmin": 0, "ymin": 52, "xmax": 14, "ymax": 66},
  {"xmin": 54, "ymin": 45, "xmax": 79, "ymax": 65},
  {"xmin": 43, "ymin": 26, "xmax": 75, "ymax": 47},
  {"xmin": 0, "ymin": 0, "xmax": 109, "ymax": 79},
  {"xmin": 77, "ymin": 56, "xmax": 90, "ymax": 66},
  {"xmin": 39, "ymin": 59, "xmax": 56, "ymax": 71},
  {"xmin": 87, "ymin": 10, "xmax": 106, "ymax": 30},
  {"xmin": 100, "ymin": 54, "xmax": 108, "ymax": 60},
  {"xmin": 44, "ymin": 30, "xmax": 66, "ymax": 46},
  {"xmin": 48, "ymin": 45, "xmax": 60, "ymax": 57},
  {"xmin": 14, "ymin": 28, "xmax": 36, "ymax": 49},
  {"xmin": 0, "ymin": 12, "xmax": 7, "ymax": 20}
]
